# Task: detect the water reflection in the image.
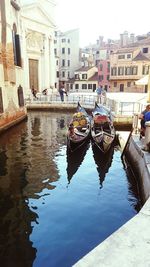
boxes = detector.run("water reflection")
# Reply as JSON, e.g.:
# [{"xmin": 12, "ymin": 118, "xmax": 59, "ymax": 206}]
[
  {"xmin": 0, "ymin": 112, "xmax": 71, "ymax": 266},
  {"xmin": 0, "ymin": 122, "xmax": 37, "ymax": 266},
  {"xmin": 66, "ymin": 141, "xmax": 90, "ymax": 183},
  {"xmin": 122, "ymin": 159, "xmax": 142, "ymax": 212},
  {"xmin": 92, "ymin": 145, "xmax": 114, "ymax": 188},
  {"xmin": 0, "ymin": 111, "xmax": 142, "ymax": 267}
]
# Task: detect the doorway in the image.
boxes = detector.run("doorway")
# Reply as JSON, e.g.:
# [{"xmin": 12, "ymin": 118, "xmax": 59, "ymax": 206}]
[{"xmin": 29, "ymin": 59, "xmax": 39, "ymax": 91}]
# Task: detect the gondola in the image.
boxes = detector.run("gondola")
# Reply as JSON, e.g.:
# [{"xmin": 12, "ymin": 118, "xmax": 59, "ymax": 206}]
[
  {"xmin": 67, "ymin": 102, "xmax": 91, "ymax": 152},
  {"xmin": 92, "ymin": 144, "xmax": 114, "ymax": 188},
  {"xmin": 66, "ymin": 141, "xmax": 90, "ymax": 183},
  {"xmin": 91, "ymin": 102, "xmax": 116, "ymax": 153}
]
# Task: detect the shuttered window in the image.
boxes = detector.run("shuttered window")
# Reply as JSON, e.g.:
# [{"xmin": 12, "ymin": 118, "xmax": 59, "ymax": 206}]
[
  {"xmin": 0, "ymin": 87, "xmax": 4, "ymax": 113},
  {"xmin": 18, "ymin": 85, "xmax": 24, "ymax": 107},
  {"xmin": 12, "ymin": 31, "xmax": 22, "ymax": 67}
]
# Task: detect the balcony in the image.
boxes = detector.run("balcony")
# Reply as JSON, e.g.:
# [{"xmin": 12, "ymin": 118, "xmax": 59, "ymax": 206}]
[{"xmin": 110, "ymin": 75, "xmax": 142, "ymax": 80}]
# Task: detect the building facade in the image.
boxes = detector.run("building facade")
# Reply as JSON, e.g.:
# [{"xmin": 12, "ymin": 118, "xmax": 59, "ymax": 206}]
[
  {"xmin": 54, "ymin": 28, "xmax": 80, "ymax": 90},
  {"xmin": 21, "ymin": 0, "xmax": 56, "ymax": 96},
  {"xmin": 0, "ymin": 0, "xmax": 27, "ymax": 133},
  {"xmin": 70, "ymin": 66, "xmax": 98, "ymax": 92},
  {"xmin": 109, "ymin": 42, "xmax": 150, "ymax": 92}
]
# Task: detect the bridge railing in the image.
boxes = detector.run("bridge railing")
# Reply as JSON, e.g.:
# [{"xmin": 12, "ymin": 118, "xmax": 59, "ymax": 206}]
[{"xmin": 25, "ymin": 93, "xmax": 144, "ymax": 116}]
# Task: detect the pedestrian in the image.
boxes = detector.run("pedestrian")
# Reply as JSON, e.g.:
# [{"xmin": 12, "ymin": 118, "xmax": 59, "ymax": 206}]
[
  {"xmin": 139, "ymin": 104, "xmax": 150, "ymax": 138},
  {"xmin": 59, "ymin": 83, "xmax": 67, "ymax": 102},
  {"xmin": 42, "ymin": 88, "xmax": 48, "ymax": 95},
  {"xmin": 31, "ymin": 85, "xmax": 38, "ymax": 99},
  {"xmin": 102, "ymin": 88, "xmax": 107, "ymax": 105},
  {"xmin": 96, "ymin": 85, "xmax": 103, "ymax": 104}
]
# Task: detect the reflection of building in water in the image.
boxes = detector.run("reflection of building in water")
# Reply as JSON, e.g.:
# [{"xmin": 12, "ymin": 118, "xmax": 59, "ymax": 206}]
[
  {"xmin": 0, "ymin": 122, "xmax": 37, "ymax": 266},
  {"xmin": 0, "ymin": 111, "xmax": 70, "ymax": 264}
]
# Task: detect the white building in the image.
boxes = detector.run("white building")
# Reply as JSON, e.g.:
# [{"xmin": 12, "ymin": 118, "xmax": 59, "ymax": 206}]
[
  {"xmin": 21, "ymin": 0, "xmax": 56, "ymax": 96},
  {"xmin": 71, "ymin": 66, "xmax": 98, "ymax": 92},
  {"xmin": 54, "ymin": 28, "xmax": 80, "ymax": 90},
  {"xmin": 0, "ymin": 0, "xmax": 27, "ymax": 133}
]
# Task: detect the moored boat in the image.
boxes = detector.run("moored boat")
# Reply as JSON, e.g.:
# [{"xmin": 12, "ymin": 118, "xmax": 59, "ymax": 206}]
[
  {"xmin": 91, "ymin": 102, "xmax": 115, "ymax": 153},
  {"xmin": 67, "ymin": 102, "xmax": 91, "ymax": 152}
]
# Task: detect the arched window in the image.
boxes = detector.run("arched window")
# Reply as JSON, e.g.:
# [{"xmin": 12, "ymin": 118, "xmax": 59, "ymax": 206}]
[
  {"xmin": 0, "ymin": 87, "xmax": 4, "ymax": 113},
  {"xmin": 18, "ymin": 85, "xmax": 24, "ymax": 107},
  {"xmin": 12, "ymin": 23, "xmax": 22, "ymax": 67}
]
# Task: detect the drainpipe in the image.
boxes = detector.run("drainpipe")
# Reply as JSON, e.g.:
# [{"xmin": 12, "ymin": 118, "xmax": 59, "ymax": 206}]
[{"xmin": 0, "ymin": 0, "xmax": 8, "ymax": 81}]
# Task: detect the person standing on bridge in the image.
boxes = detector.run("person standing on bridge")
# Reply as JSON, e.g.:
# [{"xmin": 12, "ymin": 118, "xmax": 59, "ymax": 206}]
[{"xmin": 96, "ymin": 85, "xmax": 103, "ymax": 104}]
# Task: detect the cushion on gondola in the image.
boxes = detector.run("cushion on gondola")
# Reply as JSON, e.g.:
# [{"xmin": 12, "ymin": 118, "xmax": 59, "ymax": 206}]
[{"xmin": 94, "ymin": 115, "xmax": 108, "ymax": 124}]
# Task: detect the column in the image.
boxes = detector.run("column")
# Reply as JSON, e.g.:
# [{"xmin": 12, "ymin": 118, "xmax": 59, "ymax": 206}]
[{"xmin": 43, "ymin": 35, "xmax": 50, "ymax": 89}]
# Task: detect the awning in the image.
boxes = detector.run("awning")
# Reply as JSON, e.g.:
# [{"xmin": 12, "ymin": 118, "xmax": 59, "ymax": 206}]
[{"xmin": 135, "ymin": 75, "xmax": 149, "ymax": 85}]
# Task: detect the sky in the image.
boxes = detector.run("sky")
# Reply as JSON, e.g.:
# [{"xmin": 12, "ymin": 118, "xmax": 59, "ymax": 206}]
[
  {"xmin": 55, "ymin": 0, "xmax": 150, "ymax": 47},
  {"xmin": 21, "ymin": 0, "xmax": 150, "ymax": 47}
]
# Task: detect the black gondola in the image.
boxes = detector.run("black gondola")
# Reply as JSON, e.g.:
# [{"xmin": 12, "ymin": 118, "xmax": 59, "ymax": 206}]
[
  {"xmin": 66, "ymin": 141, "xmax": 90, "ymax": 183},
  {"xmin": 67, "ymin": 102, "xmax": 91, "ymax": 152},
  {"xmin": 92, "ymin": 144, "xmax": 114, "ymax": 188},
  {"xmin": 91, "ymin": 102, "xmax": 115, "ymax": 153}
]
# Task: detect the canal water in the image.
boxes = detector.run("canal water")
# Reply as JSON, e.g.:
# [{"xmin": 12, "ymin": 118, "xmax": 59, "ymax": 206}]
[{"xmin": 0, "ymin": 111, "xmax": 141, "ymax": 267}]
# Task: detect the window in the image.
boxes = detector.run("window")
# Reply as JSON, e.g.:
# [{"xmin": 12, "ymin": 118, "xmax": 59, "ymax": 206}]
[
  {"xmin": 118, "ymin": 67, "xmax": 124, "ymax": 75},
  {"xmin": 125, "ymin": 67, "xmax": 131, "ymax": 75},
  {"xmin": 127, "ymin": 82, "xmax": 131, "ymax": 87},
  {"xmin": 143, "ymin": 47, "xmax": 148, "ymax": 53},
  {"xmin": 88, "ymin": 84, "xmax": 92, "ymax": 89},
  {"xmin": 68, "ymin": 48, "xmax": 70, "ymax": 54},
  {"xmin": 68, "ymin": 60, "xmax": 70, "ymax": 67},
  {"xmin": 99, "ymin": 64, "xmax": 103, "ymax": 71},
  {"xmin": 56, "ymin": 60, "xmax": 59, "ymax": 66},
  {"xmin": 127, "ymin": 54, "xmax": 131, "ymax": 59},
  {"xmin": 68, "ymin": 72, "xmax": 70, "ymax": 78},
  {"xmin": 99, "ymin": 75, "xmax": 103, "ymax": 81},
  {"xmin": 62, "ymin": 71, "xmax": 65, "ymax": 77},
  {"xmin": 0, "ymin": 87, "xmax": 4, "ymax": 113},
  {"xmin": 82, "ymin": 74, "xmax": 87, "ymax": 79},
  {"xmin": 54, "ymin": 48, "xmax": 57, "ymax": 55},
  {"xmin": 70, "ymin": 84, "xmax": 73, "ymax": 89},
  {"xmin": 62, "ymin": 38, "xmax": 66, "ymax": 43},
  {"xmin": 12, "ymin": 25, "xmax": 22, "ymax": 67},
  {"xmin": 56, "ymin": 71, "xmax": 59, "ymax": 78},
  {"xmin": 132, "ymin": 66, "xmax": 138, "ymax": 75},
  {"xmin": 114, "ymin": 82, "xmax": 117, "ymax": 87},
  {"xmin": 75, "ymin": 74, "xmax": 79, "ymax": 79},
  {"xmin": 111, "ymin": 67, "xmax": 117, "ymax": 76},
  {"xmin": 82, "ymin": 84, "xmax": 87, "ymax": 89},
  {"xmin": 75, "ymin": 84, "xmax": 79, "ymax": 89},
  {"xmin": 142, "ymin": 65, "xmax": 149, "ymax": 75},
  {"xmin": 62, "ymin": 48, "xmax": 65, "ymax": 54},
  {"xmin": 54, "ymin": 40, "xmax": 57, "ymax": 44},
  {"xmin": 55, "ymin": 82, "xmax": 57, "ymax": 88},
  {"xmin": 118, "ymin": 55, "xmax": 125, "ymax": 59},
  {"xmin": 107, "ymin": 62, "xmax": 110, "ymax": 71},
  {"xmin": 68, "ymin": 39, "xmax": 70, "ymax": 43},
  {"xmin": 62, "ymin": 59, "xmax": 65, "ymax": 67},
  {"xmin": 107, "ymin": 75, "xmax": 109, "ymax": 81},
  {"xmin": 96, "ymin": 51, "xmax": 99, "ymax": 54},
  {"xmin": 18, "ymin": 85, "xmax": 24, "ymax": 107}
]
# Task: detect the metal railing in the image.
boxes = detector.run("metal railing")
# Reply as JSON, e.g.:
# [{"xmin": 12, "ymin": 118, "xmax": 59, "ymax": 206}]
[{"xmin": 25, "ymin": 93, "xmax": 144, "ymax": 116}]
